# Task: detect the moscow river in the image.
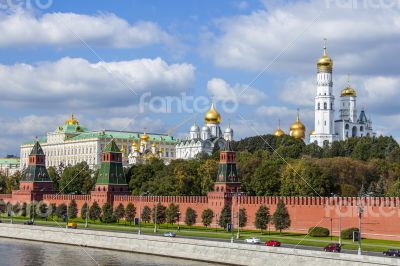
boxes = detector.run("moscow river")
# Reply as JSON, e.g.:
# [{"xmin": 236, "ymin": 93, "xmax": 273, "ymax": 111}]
[{"xmin": 0, "ymin": 238, "xmax": 218, "ymax": 266}]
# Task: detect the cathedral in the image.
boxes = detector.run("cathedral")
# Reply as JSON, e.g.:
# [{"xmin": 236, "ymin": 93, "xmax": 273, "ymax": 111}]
[
  {"xmin": 273, "ymin": 39, "xmax": 375, "ymax": 147},
  {"xmin": 175, "ymin": 102, "xmax": 233, "ymax": 159}
]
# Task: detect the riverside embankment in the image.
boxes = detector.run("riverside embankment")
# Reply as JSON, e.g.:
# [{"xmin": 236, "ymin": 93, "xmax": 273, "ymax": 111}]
[{"xmin": 0, "ymin": 224, "xmax": 397, "ymax": 266}]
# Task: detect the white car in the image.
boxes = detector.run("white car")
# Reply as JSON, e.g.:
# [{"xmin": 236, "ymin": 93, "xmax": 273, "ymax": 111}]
[{"xmin": 244, "ymin": 237, "xmax": 261, "ymax": 244}]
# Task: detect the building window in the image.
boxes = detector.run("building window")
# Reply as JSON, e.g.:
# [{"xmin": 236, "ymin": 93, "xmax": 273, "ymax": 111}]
[
  {"xmin": 324, "ymin": 102, "xmax": 327, "ymax": 109},
  {"xmin": 345, "ymin": 124, "xmax": 349, "ymax": 130},
  {"xmin": 324, "ymin": 121, "xmax": 326, "ymax": 126},
  {"xmin": 360, "ymin": 126, "xmax": 364, "ymax": 132},
  {"xmin": 318, "ymin": 103, "xmax": 320, "ymax": 110}
]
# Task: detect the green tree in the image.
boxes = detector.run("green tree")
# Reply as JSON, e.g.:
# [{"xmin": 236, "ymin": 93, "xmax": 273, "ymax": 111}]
[
  {"xmin": 55, "ymin": 203, "xmax": 67, "ymax": 219},
  {"xmin": 141, "ymin": 205, "xmax": 151, "ymax": 223},
  {"xmin": 80, "ymin": 202, "xmax": 88, "ymax": 219},
  {"xmin": 6, "ymin": 171, "xmax": 20, "ymax": 193},
  {"xmin": 166, "ymin": 203, "xmax": 180, "ymax": 225},
  {"xmin": 198, "ymin": 159, "xmax": 218, "ymax": 194},
  {"xmin": 47, "ymin": 166, "xmax": 61, "ymax": 192},
  {"xmin": 272, "ymin": 201, "xmax": 291, "ymax": 234},
  {"xmin": 59, "ymin": 162, "xmax": 93, "ymax": 194},
  {"xmin": 38, "ymin": 202, "xmax": 48, "ymax": 220},
  {"xmin": 13, "ymin": 203, "xmax": 21, "ymax": 216},
  {"xmin": 152, "ymin": 203, "xmax": 166, "ymax": 224},
  {"xmin": 68, "ymin": 199, "xmax": 78, "ymax": 219},
  {"xmin": 101, "ymin": 203, "xmax": 115, "ymax": 223},
  {"xmin": 185, "ymin": 207, "xmax": 197, "ymax": 226},
  {"xmin": 201, "ymin": 209, "xmax": 214, "ymax": 227},
  {"xmin": 254, "ymin": 205, "xmax": 270, "ymax": 233},
  {"xmin": 89, "ymin": 202, "xmax": 101, "ymax": 222},
  {"xmin": 238, "ymin": 208, "xmax": 247, "ymax": 228},
  {"xmin": 0, "ymin": 173, "xmax": 6, "ymax": 193},
  {"xmin": 114, "ymin": 203, "xmax": 125, "ymax": 223},
  {"xmin": 21, "ymin": 202, "xmax": 28, "ymax": 217},
  {"xmin": 49, "ymin": 203, "xmax": 56, "ymax": 218},
  {"xmin": 218, "ymin": 204, "xmax": 232, "ymax": 229},
  {"xmin": 125, "ymin": 203, "xmax": 136, "ymax": 225}
]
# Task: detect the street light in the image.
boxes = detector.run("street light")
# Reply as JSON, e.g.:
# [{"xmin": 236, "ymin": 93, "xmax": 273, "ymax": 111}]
[
  {"xmin": 177, "ymin": 211, "xmax": 181, "ymax": 231},
  {"xmin": 357, "ymin": 186, "xmax": 368, "ymax": 256},
  {"xmin": 85, "ymin": 202, "xmax": 88, "ymax": 228},
  {"xmin": 154, "ymin": 202, "xmax": 158, "ymax": 233}
]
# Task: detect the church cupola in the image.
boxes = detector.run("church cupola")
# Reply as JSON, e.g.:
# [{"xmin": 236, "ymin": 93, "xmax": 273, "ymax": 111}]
[
  {"xmin": 317, "ymin": 38, "xmax": 333, "ymax": 73},
  {"xmin": 204, "ymin": 101, "xmax": 221, "ymax": 124}
]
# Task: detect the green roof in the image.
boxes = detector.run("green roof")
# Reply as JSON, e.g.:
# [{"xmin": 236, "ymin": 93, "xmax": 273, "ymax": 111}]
[
  {"xmin": 0, "ymin": 158, "xmax": 20, "ymax": 165},
  {"xmin": 103, "ymin": 140, "xmax": 121, "ymax": 153},
  {"xmin": 30, "ymin": 141, "xmax": 45, "ymax": 155},
  {"xmin": 56, "ymin": 123, "xmax": 88, "ymax": 134}
]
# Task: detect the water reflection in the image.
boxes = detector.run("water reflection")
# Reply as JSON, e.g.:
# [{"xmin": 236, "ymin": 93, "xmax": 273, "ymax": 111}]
[{"xmin": 0, "ymin": 238, "xmax": 217, "ymax": 266}]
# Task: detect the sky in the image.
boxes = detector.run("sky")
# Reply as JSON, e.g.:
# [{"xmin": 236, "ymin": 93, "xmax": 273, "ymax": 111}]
[{"xmin": 1, "ymin": 0, "xmax": 400, "ymax": 156}]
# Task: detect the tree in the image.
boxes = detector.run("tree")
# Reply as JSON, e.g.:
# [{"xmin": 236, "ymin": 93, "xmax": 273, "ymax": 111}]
[
  {"xmin": 38, "ymin": 202, "xmax": 48, "ymax": 220},
  {"xmin": 254, "ymin": 205, "xmax": 271, "ymax": 233},
  {"xmin": 166, "ymin": 203, "xmax": 180, "ymax": 225},
  {"xmin": 125, "ymin": 203, "xmax": 136, "ymax": 225},
  {"xmin": 49, "ymin": 203, "xmax": 56, "ymax": 218},
  {"xmin": 185, "ymin": 207, "xmax": 197, "ymax": 226},
  {"xmin": 21, "ymin": 202, "xmax": 28, "ymax": 217},
  {"xmin": 55, "ymin": 203, "xmax": 67, "ymax": 219},
  {"xmin": 272, "ymin": 200, "xmax": 291, "ymax": 234},
  {"xmin": 238, "ymin": 208, "xmax": 247, "ymax": 228},
  {"xmin": 218, "ymin": 204, "xmax": 232, "ymax": 229},
  {"xmin": 80, "ymin": 202, "xmax": 88, "ymax": 219},
  {"xmin": 59, "ymin": 162, "xmax": 93, "ymax": 194},
  {"xmin": 101, "ymin": 203, "xmax": 115, "ymax": 223},
  {"xmin": 47, "ymin": 166, "xmax": 61, "ymax": 192},
  {"xmin": 198, "ymin": 159, "xmax": 218, "ymax": 194},
  {"xmin": 201, "ymin": 209, "xmax": 214, "ymax": 227},
  {"xmin": 0, "ymin": 174, "xmax": 6, "ymax": 193},
  {"xmin": 114, "ymin": 203, "xmax": 126, "ymax": 223},
  {"xmin": 89, "ymin": 202, "xmax": 101, "ymax": 222},
  {"xmin": 68, "ymin": 199, "xmax": 78, "ymax": 219},
  {"xmin": 152, "ymin": 203, "xmax": 166, "ymax": 224},
  {"xmin": 6, "ymin": 172, "xmax": 20, "ymax": 193},
  {"xmin": 13, "ymin": 203, "xmax": 21, "ymax": 216},
  {"xmin": 141, "ymin": 205, "xmax": 151, "ymax": 223}
]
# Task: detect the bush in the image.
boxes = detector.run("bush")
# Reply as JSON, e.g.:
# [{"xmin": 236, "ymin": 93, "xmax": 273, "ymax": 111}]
[
  {"xmin": 308, "ymin": 226, "xmax": 329, "ymax": 237},
  {"xmin": 341, "ymin": 227, "xmax": 359, "ymax": 239}
]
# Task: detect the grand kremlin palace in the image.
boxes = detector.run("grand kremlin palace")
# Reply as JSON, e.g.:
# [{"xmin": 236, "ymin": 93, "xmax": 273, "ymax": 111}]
[{"xmin": 19, "ymin": 114, "xmax": 177, "ymax": 170}]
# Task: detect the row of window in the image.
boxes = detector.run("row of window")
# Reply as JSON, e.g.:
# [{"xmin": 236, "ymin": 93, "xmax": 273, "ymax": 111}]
[{"xmin": 317, "ymin": 102, "xmax": 333, "ymax": 110}]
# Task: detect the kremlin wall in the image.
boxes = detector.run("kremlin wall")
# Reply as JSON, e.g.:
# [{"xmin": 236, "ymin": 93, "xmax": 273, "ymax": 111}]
[{"xmin": 1, "ymin": 139, "xmax": 400, "ymax": 242}]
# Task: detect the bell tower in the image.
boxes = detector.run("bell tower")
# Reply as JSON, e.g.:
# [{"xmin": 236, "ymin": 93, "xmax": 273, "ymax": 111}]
[{"xmin": 91, "ymin": 139, "xmax": 129, "ymax": 205}]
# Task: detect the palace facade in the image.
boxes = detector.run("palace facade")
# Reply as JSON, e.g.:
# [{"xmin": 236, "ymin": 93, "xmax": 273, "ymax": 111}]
[{"xmin": 19, "ymin": 114, "xmax": 177, "ymax": 170}]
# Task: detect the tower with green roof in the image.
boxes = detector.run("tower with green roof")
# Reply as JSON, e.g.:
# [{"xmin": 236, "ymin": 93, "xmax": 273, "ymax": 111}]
[
  {"xmin": 214, "ymin": 141, "xmax": 240, "ymax": 193},
  {"xmin": 91, "ymin": 139, "xmax": 129, "ymax": 205},
  {"xmin": 13, "ymin": 141, "xmax": 53, "ymax": 202}
]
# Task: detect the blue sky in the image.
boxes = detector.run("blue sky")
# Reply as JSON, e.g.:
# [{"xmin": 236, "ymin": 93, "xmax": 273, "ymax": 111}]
[{"xmin": 1, "ymin": 0, "xmax": 400, "ymax": 156}]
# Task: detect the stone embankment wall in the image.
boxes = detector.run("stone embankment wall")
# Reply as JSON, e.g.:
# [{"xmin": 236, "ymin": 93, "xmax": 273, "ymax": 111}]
[{"xmin": 0, "ymin": 224, "xmax": 397, "ymax": 266}]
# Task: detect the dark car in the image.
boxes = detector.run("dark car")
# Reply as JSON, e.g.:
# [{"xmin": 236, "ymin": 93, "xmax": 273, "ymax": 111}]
[
  {"xmin": 265, "ymin": 240, "xmax": 281, "ymax": 247},
  {"xmin": 383, "ymin": 249, "xmax": 400, "ymax": 257},
  {"xmin": 23, "ymin": 220, "xmax": 34, "ymax": 225},
  {"xmin": 324, "ymin": 243, "xmax": 341, "ymax": 252}
]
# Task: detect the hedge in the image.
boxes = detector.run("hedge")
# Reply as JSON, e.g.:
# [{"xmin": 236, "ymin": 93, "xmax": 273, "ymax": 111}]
[
  {"xmin": 341, "ymin": 227, "xmax": 359, "ymax": 239},
  {"xmin": 308, "ymin": 226, "xmax": 330, "ymax": 237}
]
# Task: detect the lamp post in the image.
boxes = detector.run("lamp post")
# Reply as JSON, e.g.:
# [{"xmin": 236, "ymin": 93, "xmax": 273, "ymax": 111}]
[
  {"xmin": 230, "ymin": 202, "xmax": 234, "ymax": 243},
  {"xmin": 85, "ymin": 202, "xmax": 88, "ymax": 228},
  {"xmin": 154, "ymin": 203, "xmax": 158, "ymax": 233},
  {"xmin": 357, "ymin": 186, "xmax": 367, "ymax": 256},
  {"xmin": 177, "ymin": 211, "xmax": 181, "ymax": 231}
]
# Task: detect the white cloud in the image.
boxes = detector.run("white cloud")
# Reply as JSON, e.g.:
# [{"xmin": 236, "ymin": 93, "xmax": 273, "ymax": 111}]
[
  {"xmin": 0, "ymin": 10, "xmax": 175, "ymax": 48},
  {"xmin": 206, "ymin": 78, "xmax": 267, "ymax": 105},
  {"xmin": 205, "ymin": 0, "xmax": 400, "ymax": 75},
  {"xmin": 0, "ymin": 57, "xmax": 195, "ymax": 109}
]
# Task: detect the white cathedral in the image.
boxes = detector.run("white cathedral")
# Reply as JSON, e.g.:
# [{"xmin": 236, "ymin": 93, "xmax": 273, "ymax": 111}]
[
  {"xmin": 310, "ymin": 39, "xmax": 375, "ymax": 147},
  {"xmin": 175, "ymin": 102, "xmax": 233, "ymax": 159}
]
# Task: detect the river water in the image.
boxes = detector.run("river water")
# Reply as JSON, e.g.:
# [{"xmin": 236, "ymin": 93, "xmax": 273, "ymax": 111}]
[{"xmin": 0, "ymin": 238, "xmax": 219, "ymax": 266}]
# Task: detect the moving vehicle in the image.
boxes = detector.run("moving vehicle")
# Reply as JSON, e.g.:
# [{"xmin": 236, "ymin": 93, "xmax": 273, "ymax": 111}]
[
  {"xmin": 323, "ymin": 243, "xmax": 341, "ymax": 252},
  {"xmin": 67, "ymin": 222, "xmax": 77, "ymax": 229},
  {"xmin": 23, "ymin": 220, "xmax": 34, "ymax": 225},
  {"xmin": 383, "ymin": 249, "xmax": 400, "ymax": 257},
  {"xmin": 163, "ymin": 232, "xmax": 176, "ymax": 237},
  {"xmin": 265, "ymin": 240, "xmax": 281, "ymax": 247},
  {"xmin": 244, "ymin": 237, "xmax": 261, "ymax": 244}
]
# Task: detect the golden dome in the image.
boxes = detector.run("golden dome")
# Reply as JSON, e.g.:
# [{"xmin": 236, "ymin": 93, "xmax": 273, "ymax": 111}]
[
  {"xmin": 204, "ymin": 102, "xmax": 221, "ymax": 124},
  {"xmin": 132, "ymin": 141, "xmax": 138, "ymax": 147},
  {"xmin": 151, "ymin": 143, "xmax": 156, "ymax": 147},
  {"xmin": 134, "ymin": 147, "xmax": 140, "ymax": 152},
  {"xmin": 274, "ymin": 128, "xmax": 285, "ymax": 137},
  {"xmin": 140, "ymin": 131, "xmax": 149, "ymax": 142},
  {"xmin": 341, "ymin": 86, "xmax": 357, "ymax": 97},
  {"xmin": 65, "ymin": 114, "xmax": 79, "ymax": 125},
  {"xmin": 290, "ymin": 115, "xmax": 306, "ymax": 139},
  {"xmin": 310, "ymin": 130, "xmax": 316, "ymax": 135},
  {"xmin": 317, "ymin": 38, "xmax": 333, "ymax": 73}
]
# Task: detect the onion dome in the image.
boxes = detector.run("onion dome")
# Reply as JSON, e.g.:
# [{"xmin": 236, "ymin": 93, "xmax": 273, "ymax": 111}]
[
  {"xmin": 274, "ymin": 128, "xmax": 285, "ymax": 137},
  {"xmin": 190, "ymin": 123, "xmax": 200, "ymax": 132},
  {"xmin": 132, "ymin": 141, "xmax": 138, "ymax": 147},
  {"xmin": 201, "ymin": 126, "xmax": 210, "ymax": 132},
  {"xmin": 317, "ymin": 38, "xmax": 333, "ymax": 73},
  {"xmin": 140, "ymin": 131, "xmax": 149, "ymax": 142},
  {"xmin": 310, "ymin": 130, "xmax": 316, "ymax": 136},
  {"xmin": 65, "ymin": 114, "xmax": 79, "ymax": 125},
  {"xmin": 204, "ymin": 102, "xmax": 221, "ymax": 124},
  {"xmin": 151, "ymin": 143, "xmax": 156, "ymax": 148},
  {"xmin": 341, "ymin": 86, "xmax": 357, "ymax": 97},
  {"xmin": 290, "ymin": 114, "xmax": 306, "ymax": 139}
]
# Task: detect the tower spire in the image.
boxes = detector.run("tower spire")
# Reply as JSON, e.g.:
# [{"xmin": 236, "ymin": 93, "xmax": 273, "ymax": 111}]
[{"xmin": 323, "ymin": 38, "xmax": 327, "ymax": 56}]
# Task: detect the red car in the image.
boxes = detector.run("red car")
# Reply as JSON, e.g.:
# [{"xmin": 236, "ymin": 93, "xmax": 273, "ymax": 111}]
[
  {"xmin": 265, "ymin": 240, "xmax": 281, "ymax": 247},
  {"xmin": 324, "ymin": 243, "xmax": 341, "ymax": 252}
]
